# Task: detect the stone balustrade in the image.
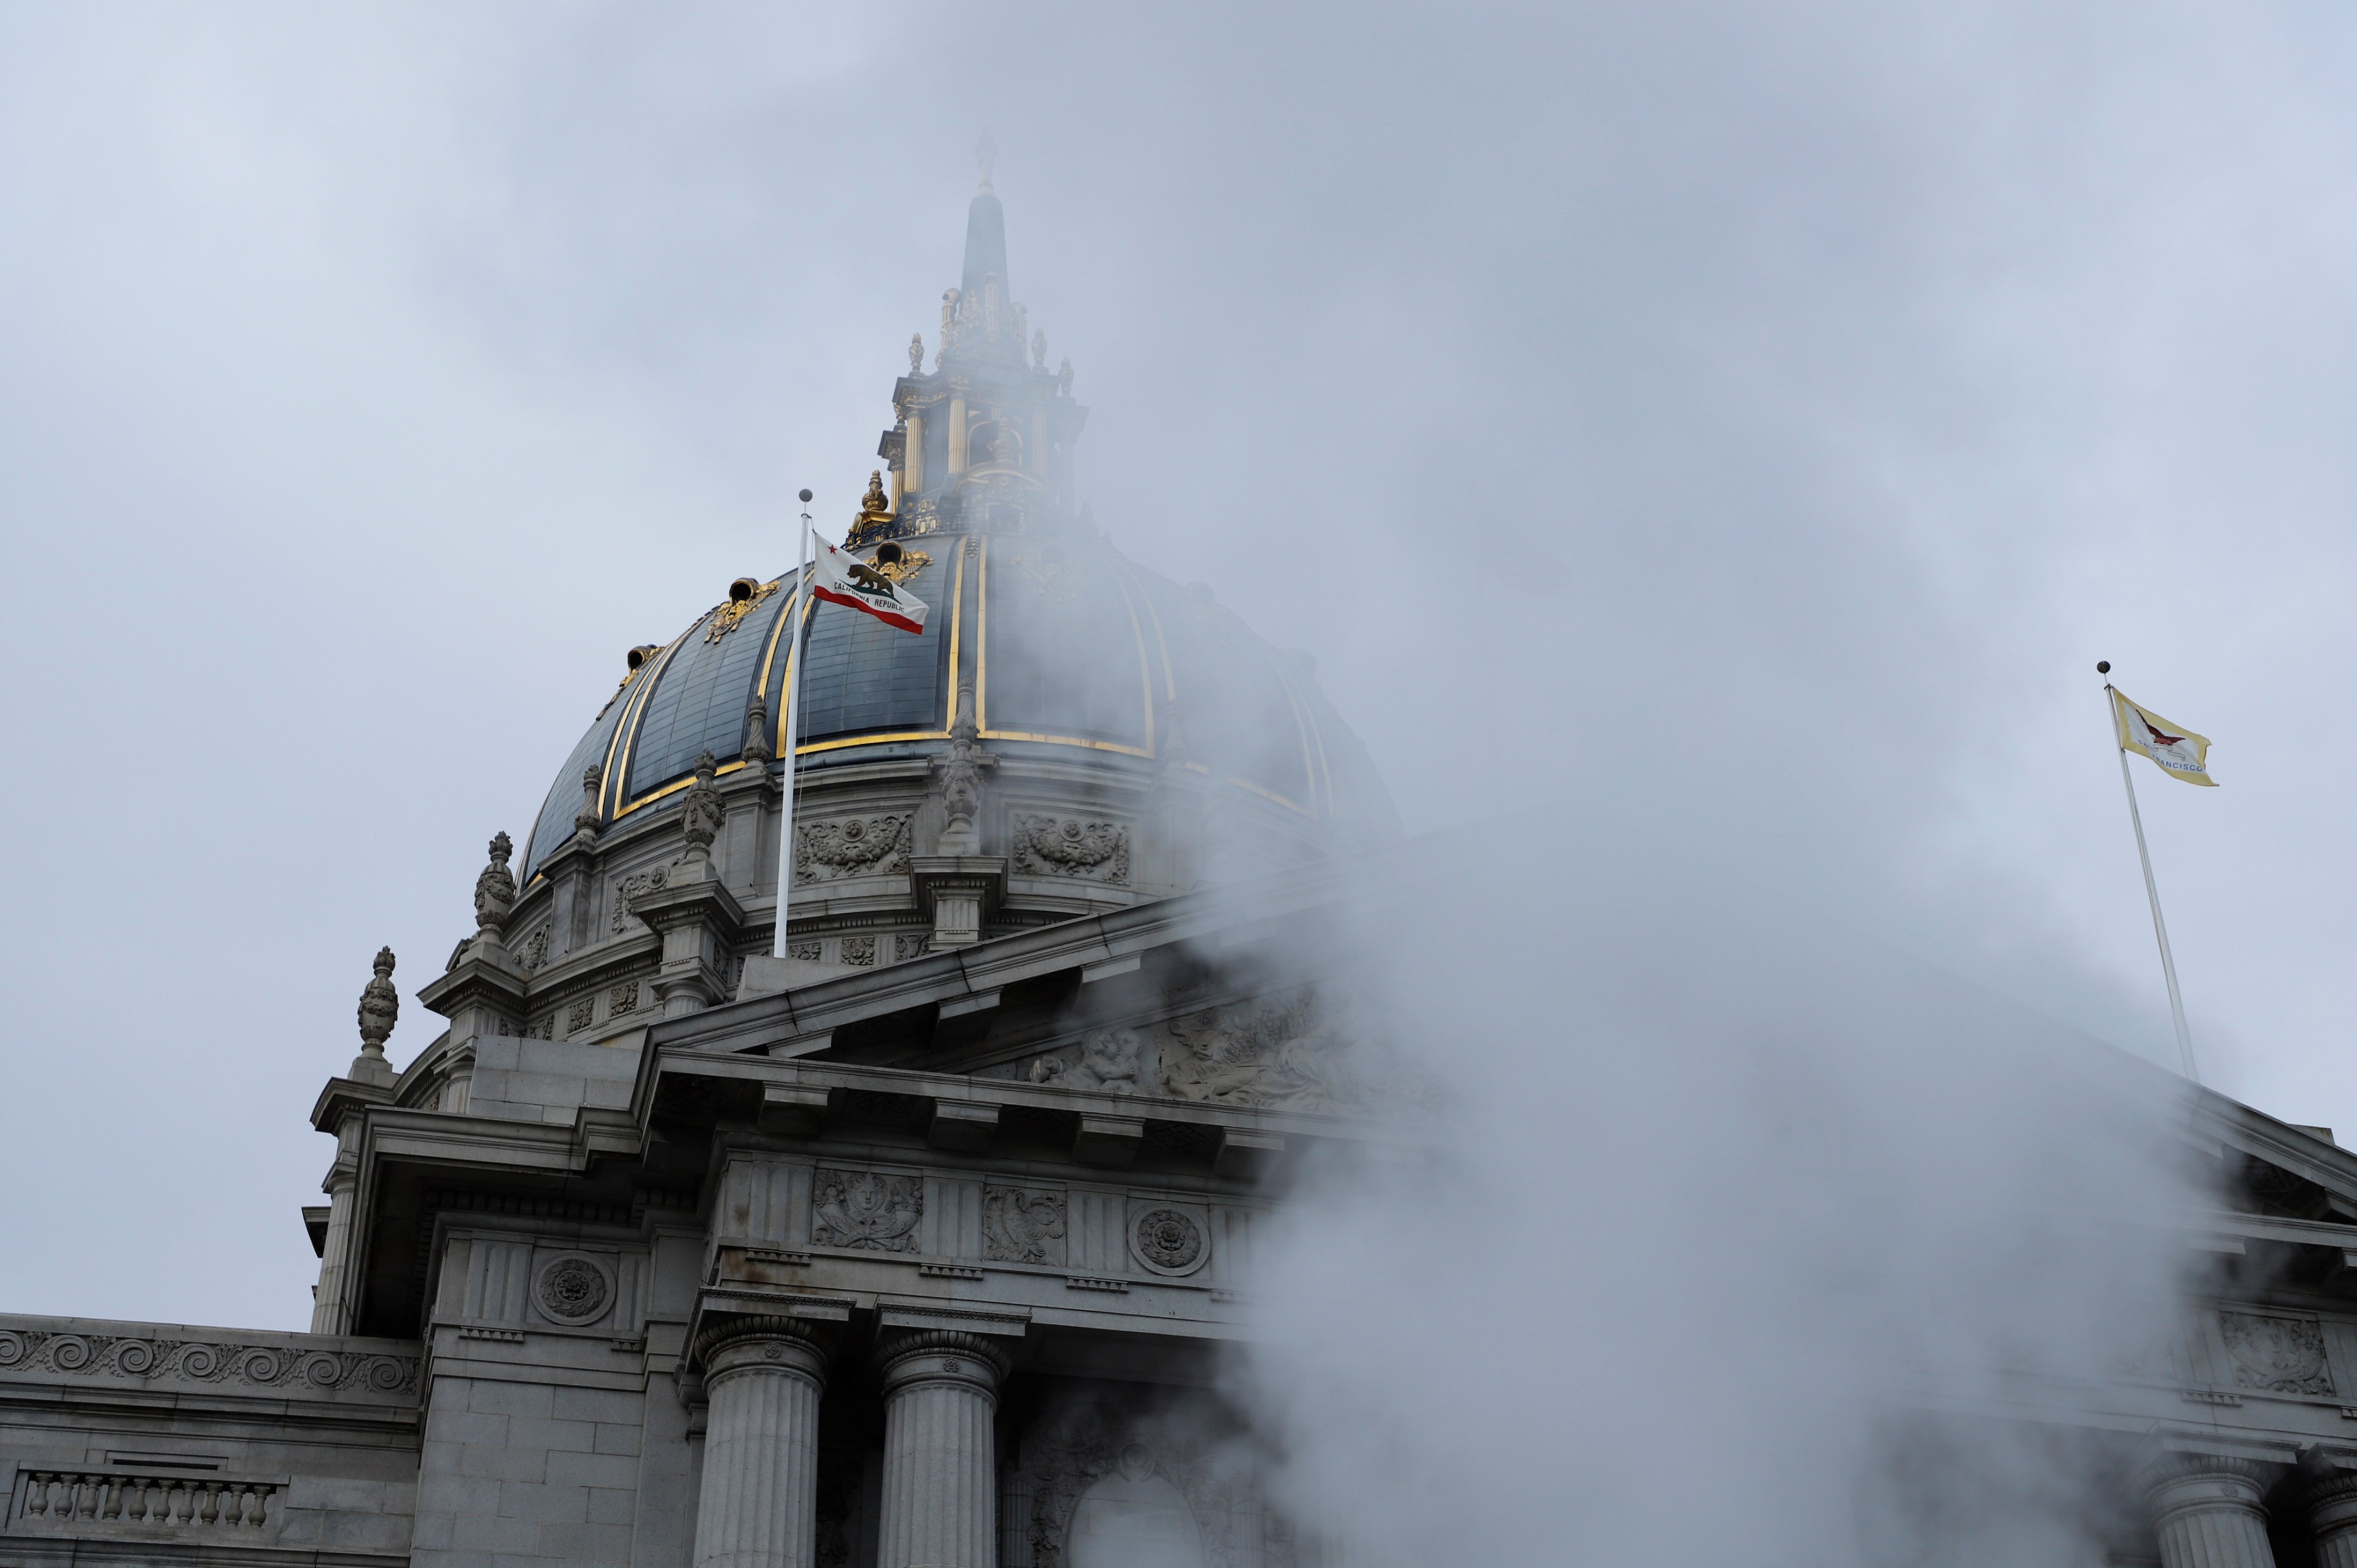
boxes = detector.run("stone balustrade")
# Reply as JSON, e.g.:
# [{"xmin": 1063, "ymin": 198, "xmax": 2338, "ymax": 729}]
[{"xmin": 15, "ymin": 1469, "xmax": 281, "ymax": 1533}]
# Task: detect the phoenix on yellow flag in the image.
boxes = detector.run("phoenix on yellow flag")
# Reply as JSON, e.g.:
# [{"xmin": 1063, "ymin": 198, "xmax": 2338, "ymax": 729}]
[{"xmin": 2111, "ymin": 689, "xmax": 2216, "ymax": 786}]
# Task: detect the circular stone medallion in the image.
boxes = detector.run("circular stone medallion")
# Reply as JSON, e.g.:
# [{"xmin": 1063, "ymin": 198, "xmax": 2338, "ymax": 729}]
[
  {"xmin": 535, "ymin": 1256, "xmax": 614, "ymax": 1324},
  {"xmin": 1129, "ymin": 1207, "xmax": 1208, "ymax": 1276}
]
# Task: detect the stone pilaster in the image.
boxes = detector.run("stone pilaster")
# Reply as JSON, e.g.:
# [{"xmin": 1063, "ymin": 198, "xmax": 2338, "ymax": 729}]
[
  {"xmin": 632, "ymin": 874, "xmax": 746, "ymax": 1019},
  {"xmin": 908, "ymin": 857, "xmax": 1005, "ymax": 950},
  {"xmin": 689, "ymin": 1318, "xmax": 831, "ymax": 1568},
  {"xmin": 876, "ymin": 1330, "xmax": 1008, "ymax": 1568},
  {"xmin": 2142, "ymin": 1454, "xmax": 2279, "ymax": 1568},
  {"xmin": 305, "ymin": 1076, "xmax": 392, "ymax": 1334}
]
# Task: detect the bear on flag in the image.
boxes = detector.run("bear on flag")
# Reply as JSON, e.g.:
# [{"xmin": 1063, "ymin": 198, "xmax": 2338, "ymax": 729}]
[
  {"xmin": 2111, "ymin": 689, "xmax": 2215, "ymax": 786},
  {"xmin": 810, "ymin": 538, "xmax": 929, "ymax": 635}
]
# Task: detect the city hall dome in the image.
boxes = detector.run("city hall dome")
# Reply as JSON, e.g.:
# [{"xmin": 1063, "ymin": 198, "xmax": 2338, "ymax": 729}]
[{"xmin": 469, "ymin": 157, "xmax": 1393, "ymax": 1035}]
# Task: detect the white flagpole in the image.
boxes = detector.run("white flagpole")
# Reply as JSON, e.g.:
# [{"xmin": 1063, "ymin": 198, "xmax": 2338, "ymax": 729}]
[
  {"xmin": 2100, "ymin": 666, "xmax": 2197, "ymax": 1082},
  {"xmin": 771, "ymin": 490, "xmax": 815, "ymax": 959}
]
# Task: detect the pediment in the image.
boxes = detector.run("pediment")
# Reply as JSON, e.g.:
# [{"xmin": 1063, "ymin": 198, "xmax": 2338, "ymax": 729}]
[{"xmin": 647, "ymin": 858, "xmax": 1431, "ymax": 1116}]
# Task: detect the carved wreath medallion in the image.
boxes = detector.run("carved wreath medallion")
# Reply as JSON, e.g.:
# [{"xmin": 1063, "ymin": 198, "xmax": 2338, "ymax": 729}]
[
  {"xmin": 812, "ymin": 1168, "xmax": 923, "ymax": 1253},
  {"xmin": 797, "ymin": 815, "xmax": 913, "ymax": 882},
  {"xmin": 1129, "ymin": 1207, "xmax": 1207, "ymax": 1276},
  {"xmin": 1012, "ymin": 815, "xmax": 1129, "ymax": 883},
  {"xmin": 534, "ymin": 1256, "xmax": 613, "ymax": 1325}
]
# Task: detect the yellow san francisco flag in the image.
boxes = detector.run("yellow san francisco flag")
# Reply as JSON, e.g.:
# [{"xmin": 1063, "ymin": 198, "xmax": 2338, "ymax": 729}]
[{"xmin": 2112, "ymin": 689, "xmax": 2216, "ymax": 786}]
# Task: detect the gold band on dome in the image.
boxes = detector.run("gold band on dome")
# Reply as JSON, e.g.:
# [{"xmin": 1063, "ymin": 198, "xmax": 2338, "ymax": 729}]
[
  {"xmin": 974, "ymin": 535, "xmax": 1157, "ymax": 757},
  {"xmin": 597, "ymin": 529, "xmax": 1329, "ymax": 816},
  {"xmin": 611, "ymin": 759, "xmax": 751, "ymax": 822},
  {"xmin": 599, "ymin": 628, "xmax": 691, "ymax": 819}
]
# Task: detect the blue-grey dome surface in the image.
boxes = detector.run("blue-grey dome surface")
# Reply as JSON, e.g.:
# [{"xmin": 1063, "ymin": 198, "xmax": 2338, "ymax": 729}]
[{"xmin": 519, "ymin": 528, "xmax": 1393, "ymax": 882}]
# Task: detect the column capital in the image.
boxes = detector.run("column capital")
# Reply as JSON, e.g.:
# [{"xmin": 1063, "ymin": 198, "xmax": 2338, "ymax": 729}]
[
  {"xmin": 2302, "ymin": 1447, "xmax": 2357, "ymax": 1539},
  {"xmin": 2139, "ymin": 1452, "xmax": 2274, "ymax": 1534},
  {"xmin": 692, "ymin": 1314, "xmax": 833, "ymax": 1386},
  {"xmin": 875, "ymin": 1329, "xmax": 1010, "ymax": 1396}
]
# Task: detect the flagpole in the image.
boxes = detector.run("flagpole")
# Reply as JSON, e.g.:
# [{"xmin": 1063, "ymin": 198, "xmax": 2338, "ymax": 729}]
[
  {"xmin": 771, "ymin": 490, "xmax": 815, "ymax": 960},
  {"xmin": 2100, "ymin": 666, "xmax": 2197, "ymax": 1082}
]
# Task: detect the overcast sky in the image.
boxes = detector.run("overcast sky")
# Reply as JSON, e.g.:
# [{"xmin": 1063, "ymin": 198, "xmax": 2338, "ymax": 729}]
[{"xmin": 4, "ymin": 4, "xmax": 2355, "ymax": 1330}]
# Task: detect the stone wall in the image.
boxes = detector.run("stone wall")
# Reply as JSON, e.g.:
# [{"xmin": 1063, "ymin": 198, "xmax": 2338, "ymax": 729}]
[{"xmin": 0, "ymin": 1315, "xmax": 420, "ymax": 1568}]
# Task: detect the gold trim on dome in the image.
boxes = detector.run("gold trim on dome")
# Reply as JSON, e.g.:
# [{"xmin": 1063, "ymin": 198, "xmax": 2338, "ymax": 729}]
[
  {"xmin": 753, "ymin": 579, "xmax": 804, "ymax": 713},
  {"xmin": 975, "ymin": 536, "xmax": 1156, "ymax": 757},
  {"xmin": 1225, "ymin": 774, "xmax": 1313, "ymax": 816},
  {"xmin": 600, "ymin": 629, "xmax": 690, "ymax": 818},
  {"xmin": 942, "ymin": 539, "xmax": 967, "ymax": 730},
  {"xmin": 613, "ymin": 759, "xmax": 752, "ymax": 822}
]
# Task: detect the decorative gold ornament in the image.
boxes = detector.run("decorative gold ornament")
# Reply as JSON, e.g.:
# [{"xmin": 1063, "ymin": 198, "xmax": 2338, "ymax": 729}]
[
  {"xmin": 705, "ymin": 577, "xmax": 780, "ymax": 643},
  {"xmin": 869, "ymin": 547, "xmax": 931, "ymax": 585}
]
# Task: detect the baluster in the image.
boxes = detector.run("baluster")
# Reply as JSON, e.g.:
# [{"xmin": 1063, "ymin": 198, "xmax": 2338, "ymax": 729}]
[
  {"xmin": 252, "ymin": 1485, "xmax": 274, "ymax": 1529},
  {"xmin": 23, "ymin": 1472, "xmax": 53, "ymax": 1518},
  {"xmin": 198, "ymin": 1481, "xmax": 220, "ymax": 1526},
  {"xmin": 166, "ymin": 1479, "xmax": 191, "ymax": 1525},
  {"xmin": 134, "ymin": 1478, "xmax": 158, "ymax": 1522},
  {"xmin": 74, "ymin": 1474, "xmax": 99, "ymax": 1521},
  {"xmin": 100, "ymin": 1477, "xmax": 122, "ymax": 1521},
  {"xmin": 240, "ymin": 1485, "xmax": 263, "ymax": 1527}
]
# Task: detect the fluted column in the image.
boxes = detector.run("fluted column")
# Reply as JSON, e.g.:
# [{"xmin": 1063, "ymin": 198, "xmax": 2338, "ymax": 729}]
[
  {"xmin": 876, "ymin": 1330, "xmax": 1008, "ymax": 1568},
  {"xmin": 2309, "ymin": 1472, "xmax": 2357, "ymax": 1568},
  {"xmin": 691, "ymin": 1319, "xmax": 830, "ymax": 1568},
  {"xmin": 2144, "ymin": 1455, "xmax": 2278, "ymax": 1568}
]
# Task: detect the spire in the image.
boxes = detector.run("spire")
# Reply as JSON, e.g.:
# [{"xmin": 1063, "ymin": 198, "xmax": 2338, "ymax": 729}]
[{"xmin": 961, "ymin": 131, "xmax": 1010, "ymax": 304}]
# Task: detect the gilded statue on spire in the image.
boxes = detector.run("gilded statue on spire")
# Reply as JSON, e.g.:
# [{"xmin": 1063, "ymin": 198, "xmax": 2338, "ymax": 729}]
[{"xmin": 976, "ymin": 129, "xmax": 997, "ymax": 194}]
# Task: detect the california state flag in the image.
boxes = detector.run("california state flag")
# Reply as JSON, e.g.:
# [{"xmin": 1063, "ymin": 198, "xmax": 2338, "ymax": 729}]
[
  {"xmin": 2112, "ymin": 689, "xmax": 2216, "ymax": 786},
  {"xmin": 809, "ymin": 538, "xmax": 929, "ymax": 635}
]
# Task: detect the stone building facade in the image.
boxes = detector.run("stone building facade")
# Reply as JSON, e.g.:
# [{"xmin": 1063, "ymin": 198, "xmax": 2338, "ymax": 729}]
[{"xmin": 7, "ymin": 164, "xmax": 2357, "ymax": 1568}]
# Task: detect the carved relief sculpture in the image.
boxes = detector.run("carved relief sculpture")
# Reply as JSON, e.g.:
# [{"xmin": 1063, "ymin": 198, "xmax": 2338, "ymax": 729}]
[
  {"xmin": 797, "ymin": 814, "xmax": 912, "ymax": 881},
  {"xmin": 2220, "ymin": 1311, "xmax": 2336, "ymax": 1396},
  {"xmin": 983, "ymin": 1185, "xmax": 1069, "ymax": 1265},
  {"xmin": 611, "ymin": 870, "xmax": 667, "ymax": 933},
  {"xmin": 1031, "ymin": 1027, "xmax": 1145, "ymax": 1094},
  {"xmin": 1012, "ymin": 815, "xmax": 1130, "ymax": 884},
  {"xmin": 811, "ymin": 1169, "xmax": 923, "ymax": 1253},
  {"xmin": 1156, "ymin": 992, "xmax": 1432, "ymax": 1114}
]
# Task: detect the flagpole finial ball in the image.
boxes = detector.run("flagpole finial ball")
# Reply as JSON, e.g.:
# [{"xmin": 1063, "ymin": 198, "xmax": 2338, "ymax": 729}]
[
  {"xmin": 799, "ymin": 489, "xmax": 814, "ymax": 504},
  {"xmin": 2096, "ymin": 661, "xmax": 2110, "ymax": 674}
]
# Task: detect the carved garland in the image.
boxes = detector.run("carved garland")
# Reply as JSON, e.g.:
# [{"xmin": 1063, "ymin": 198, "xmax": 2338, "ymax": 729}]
[
  {"xmin": 797, "ymin": 815, "xmax": 913, "ymax": 882},
  {"xmin": 1012, "ymin": 815, "xmax": 1129, "ymax": 884}
]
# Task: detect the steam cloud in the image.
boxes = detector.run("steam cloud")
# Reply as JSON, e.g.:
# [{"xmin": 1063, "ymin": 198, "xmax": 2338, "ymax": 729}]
[{"xmin": 1219, "ymin": 836, "xmax": 2204, "ymax": 1566}]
